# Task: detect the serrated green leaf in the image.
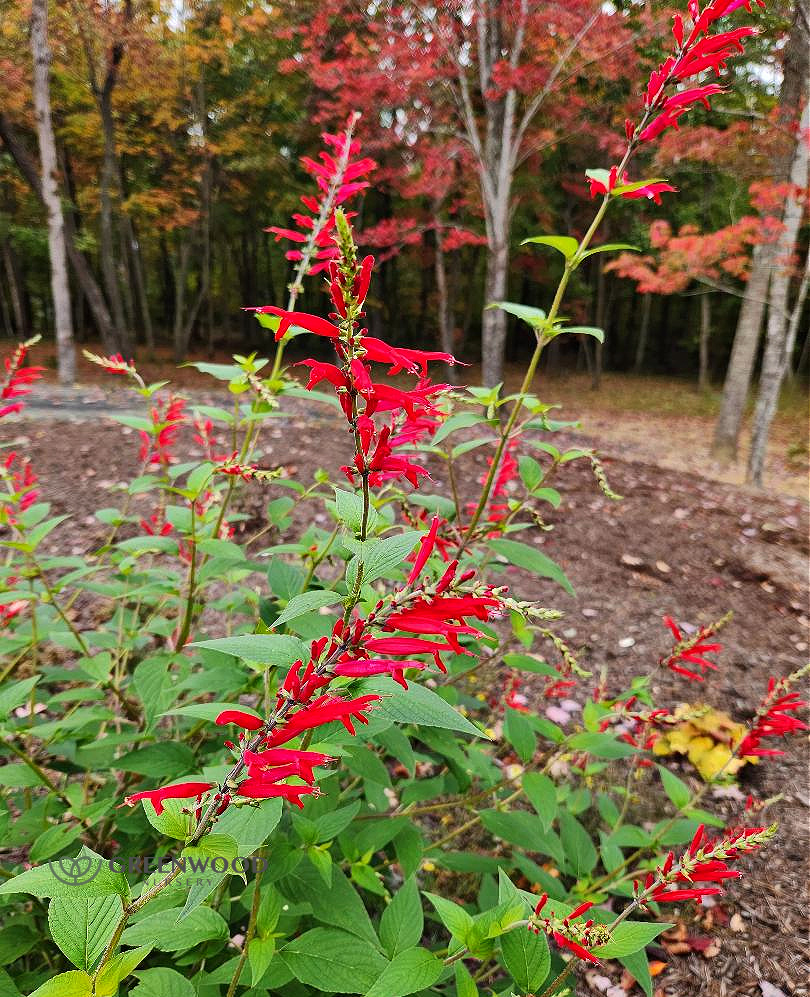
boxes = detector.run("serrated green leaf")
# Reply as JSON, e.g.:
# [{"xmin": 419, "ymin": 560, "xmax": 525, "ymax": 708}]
[
  {"xmin": 28, "ymin": 971, "xmax": 92, "ymax": 997},
  {"xmin": 48, "ymin": 896, "xmax": 121, "ymax": 972},
  {"xmin": 501, "ymin": 924, "xmax": 550, "ymax": 991},
  {"xmin": 279, "ymin": 927, "xmax": 387, "ymax": 993},
  {"xmin": 365, "ymin": 946, "xmax": 443, "ymax": 997},
  {"xmin": 522, "ymin": 772, "xmax": 557, "ymax": 833},
  {"xmin": 361, "ymin": 677, "xmax": 486, "ymax": 738},
  {"xmin": 591, "ymin": 920, "xmax": 671, "ymax": 958},
  {"xmin": 488, "ymin": 538, "xmax": 574, "ymax": 595},
  {"xmin": 190, "ymin": 634, "xmax": 307, "ymax": 667},
  {"xmin": 487, "ymin": 301, "xmax": 547, "ymax": 329},
  {"xmin": 380, "ymin": 877, "xmax": 423, "ymax": 958}
]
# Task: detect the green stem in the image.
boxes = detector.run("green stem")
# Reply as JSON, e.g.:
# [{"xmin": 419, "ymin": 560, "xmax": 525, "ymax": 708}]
[{"xmin": 227, "ymin": 848, "xmax": 266, "ymax": 997}]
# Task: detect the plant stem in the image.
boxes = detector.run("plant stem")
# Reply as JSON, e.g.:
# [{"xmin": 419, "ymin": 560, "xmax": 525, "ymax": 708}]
[{"xmin": 227, "ymin": 847, "xmax": 266, "ymax": 997}]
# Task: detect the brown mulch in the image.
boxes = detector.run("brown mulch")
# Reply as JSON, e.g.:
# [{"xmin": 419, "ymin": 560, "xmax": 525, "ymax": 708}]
[{"xmin": 1, "ymin": 392, "xmax": 808, "ymax": 997}]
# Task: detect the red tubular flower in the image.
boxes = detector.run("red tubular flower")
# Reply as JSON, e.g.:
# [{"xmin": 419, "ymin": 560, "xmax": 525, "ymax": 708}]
[
  {"xmin": 332, "ymin": 658, "xmax": 427, "ymax": 689},
  {"xmin": 1, "ymin": 341, "xmax": 44, "ymax": 419},
  {"xmin": 242, "ymin": 748, "xmax": 335, "ymax": 783},
  {"xmin": 552, "ymin": 931, "xmax": 600, "ymax": 964},
  {"xmin": 124, "ymin": 781, "xmax": 214, "ymax": 815},
  {"xmin": 407, "ymin": 515, "xmax": 441, "ymax": 584},
  {"xmin": 267, "ymin": 693, "xmax": 382, "ymax": 743},
  {"xmin": 235, "ymin": 781, "xmax": 318, "ymax": 808},
  {"xmin": 364, "ymin": 636, "xmax": 457, "ymax": 671},
  {"xmin": 661, "ymin": 615, "xmax": 722, "ymax": 681},
  {"xmin": 253, "ymin": 307, "xmax": 341, "ymax": 342},
  {"xmin": 215, "ymin": 709, "xmax": 264, "ymax": 731},
  {"xmin": 737, "ymin": 677, "xmax": 808, "ymax": 757}
]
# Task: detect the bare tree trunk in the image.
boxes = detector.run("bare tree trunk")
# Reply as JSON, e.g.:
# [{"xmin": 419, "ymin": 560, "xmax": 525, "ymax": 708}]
[
  {"xmin": 785, "ymin": 248, "xmax": 809, "ymax": 382},
  {"xmin": 713, "ymin": 6, "xmax": 808, "ymax": 459},
  {"xmin": 698, "ymin": 293, "xmax": 711, "ymax": 390},
  {"xmin": 126, "ymin": 217, "xmax": 153, "ymax": 352},
  {"xmin": 481, "ymin": 238, "xmax": 509, "ymax": 385},
  {"xmin": 746, "ymin": 99, "xmax": 809, "ymax": 487},
  {"xmin": 98, "ymin": 88, "xmax": 128, "ymax": 354},
  {"xmin": 2, "ymin": 241, "xmax": 27, "ymax": 336},
  {"xmin": 634, "ymin": 293, "xmax": 652, "ymax": 373},
  {"xmin": 433, "ymin": 221, "xmax": 457, "ymax": 383},
  {"xmin": 30, "ymin": 0, "xmax": 74, "ymax": 382}
]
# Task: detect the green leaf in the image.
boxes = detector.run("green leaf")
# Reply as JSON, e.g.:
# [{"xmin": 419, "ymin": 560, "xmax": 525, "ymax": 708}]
[
  {"xmin": 568, "ymin": 731, "xmax": 638, "ymax": 758},
  {"xmin": 29, "ymin": 824, "xmax": 84, "ymax": 863},
  {"xmin": 28, "ymin": 971, "xmax": 92, "ymax": 997},
  {"xmin": 503, "ymin": 653, "xmax": 560, "ymax": 678},
  {"xmin": 361, "ymin": 677, "xmax": 486, "ymax": 738},
  {"xmin": 501, "ymin": 925, "xmax": 550, "ymax": 991},
  {"xmin": 271, "ymin": 589, "xmax": 341, "ymax": 628},
  {"xmin": 487, "ymin": 301, "xmax": 547, "ymax": 329},
  {"xmin": 95, "ymin": 945, "xmax": 153, "ymax": 997},
  {"xmin": 423, "ymin": 892, "xmax": 473, "ymax": 944},
  {"xmin": 334, "ymin": 488, "xmax": 378, "ymax": 535},
  {"xmin": 657, "ymin": 765, "xmax": 691, "ymax": 810},
  {"xmin": 521, "ymin": 234, "xmax": 580, "ymax": 259},
  {"xmin": 120, "ymin": 906, "xmax": 228, "ymax": 951},
  {"xmin": 556, "ymin": 325, "xmax": 604, "ymax": 343},
  {"xmin": 116, "ymin": 742, "xmax": 195, "ymax": 779},
  {"xmin": 454, "ymin": 962, "xmax": 479, "ymax": 997},
  {"xmin": 580, "ymin": 242, "xmax": 640, "ymax": 259},
  {"xmin": 488, "ymin": 539, "xmax": 574, "ymax": 594},
  {"xmin": 380, "ymin": 877, "xmax": 424, "ymax": 958},
  {"xmin": 619, "ymin": 948, "xmax": 654, "ymax": 997},
  {"xmin": 0, "ymin": 847, "xmax": 129, "ymax": 900},
  {"xmin": 130, "ymin": 967, "xmax": 197, "ymax": 997},
  {"xmin": 365, "ymin": 946, "xmax": 443, "ymax": 997},
  {"xmin": 0, "ymin": 676, "xmax": 39, "ymax": 718},
  {"xmin": 162, "ymin": 701, "xmax": 262, "ymax": 724},
  {"xmin": 612, "ymin": 178, "xmax": 668, "ymax": 195},
  {"xmin": 522, "ymin": 772, "xmax": 557, "ymax": 833},
  {"xmin": 518, "ymin": 455, "xmax": 544, "ymax": 492},
  {"xmin": 558, "ymin": 812, "xmax": 598, "ymax": 877},
  {"xmin": 480, "ymin": 810, "xmax": 552, "ymax": 855},
  {"xmin": 591, "ymin": 920, "xmax": 671, "ymax": 958},
  {"xmin": 432, "ymin": 412, "xmax": 489, "ymax": 444},
  {"xmin": 190, "ymin": 633, "xmax": 307, "ymax": 667},
  {"xmin": 248, "ymin": 936, "xmax": 276, "ymax": 985},
  {"xmin": 504, "ymin": 707, "xmax": 536, "ymax": 763},
  {"xmin": 48, "ymin": 896, "xmax": 121, "ymax": 971},
  {"xmin": 358, "ymin": 531, "xmax": 421, "ymax": 583},
  {"xmin": 141, "ymin": 798, "xmax": 191, "ymax": 842},
  {"xmin": 279, "ymin": 928, "xmax": 387, "ymax": 993}
]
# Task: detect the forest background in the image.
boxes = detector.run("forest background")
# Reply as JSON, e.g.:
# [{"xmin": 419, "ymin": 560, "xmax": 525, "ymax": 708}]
[{"xmin": 0, "ymin": 0, "xmax": 807, "ymax": 486}]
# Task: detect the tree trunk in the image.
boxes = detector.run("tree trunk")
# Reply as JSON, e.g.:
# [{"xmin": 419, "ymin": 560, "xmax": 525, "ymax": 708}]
[
  {"xmin": 634, "ymin": 293, "xmax": 652, "ymax": 373},
  {"xmin": 785, "ymin": 248, "xmax": 809, "ymax": 382},
  {"xmin": 433, "ymin": 223, "xmax": 457, "ymax": 383},
  {"xmin": 98, "ymin": 88, "xmax": 128, "ymax": 354},
  {"xmin": 713, "ymin": 6, "xmax": 808, "ymax": 459},
  {"xmin": 746, "ymin": 99, "xmax": 810, "ymax": 487},
  {"xmin": 2, "ymin": 241, "xmax": 28, "ymax": 336},
  {"xmin": 481, "ymin": 239, "xmax": 509, "ymax": 385},
  {"xmin": 698, "ymin": 293, "xmax": 711, "ymax": 390},
  {"xmin": 30, "ymin": 0, "xmax": 74, "ymax": 382}
]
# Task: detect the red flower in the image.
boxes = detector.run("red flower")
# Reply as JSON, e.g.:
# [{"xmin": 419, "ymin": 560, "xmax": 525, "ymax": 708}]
[
  {"xmin": 737, "ymin": 677, "xmax": 807, "ymax": 757},
  {"xmin": 407, "ymin": 515, "xmax": 441, "ymax": 584},
  {"xmin": 661, "ymin": 615, "xmax": 722, "ymax": 681},
  {"xmin": 1, "ymin": 340, "xmax": 44, "ymax": 419},
  {"xmin": 267, "ymin": 693, "xmax": 382, "ymax": 744},
  {"xmin": 332, "ymin": 658, "xmax": 427, "ymax": 689},
  {"xmin": 235, "ymin": 780, "xmax": 318, "ymax": 808},
  {"xmin": 124, "ymin": 781, "xmax": 214, "ymax": 815},
  {"xmin": 552, "ymin": 931, "xmax": 600, "ymax": 964},
  {"xmin": 242, "ymin": 747, "xmax": 335, "ymax": 783},
  {"xmin": 215, "ymin": 709, "xmax": 264, "ymax": 731}
]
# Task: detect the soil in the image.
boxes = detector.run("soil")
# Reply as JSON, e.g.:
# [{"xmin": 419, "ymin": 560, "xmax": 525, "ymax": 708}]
[{"xmin": 1, "ymin": 383, "xmax": 808, "ymax": 997}]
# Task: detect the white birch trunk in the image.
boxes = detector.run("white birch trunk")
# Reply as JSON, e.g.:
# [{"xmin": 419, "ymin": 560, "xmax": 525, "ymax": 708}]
[{"xmin": 30, "ymin": 0, "xmax": 75, "ymax": 383}]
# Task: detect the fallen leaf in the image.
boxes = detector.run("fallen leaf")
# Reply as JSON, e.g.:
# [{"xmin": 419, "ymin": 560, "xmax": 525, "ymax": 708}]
[
  {"xmin": 729, "ymin": 913, "xmax": 745, "ymax": 933},
  {"xmin": 649, "ymin": 961, "xmax": 667, "ymax": 977}
]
